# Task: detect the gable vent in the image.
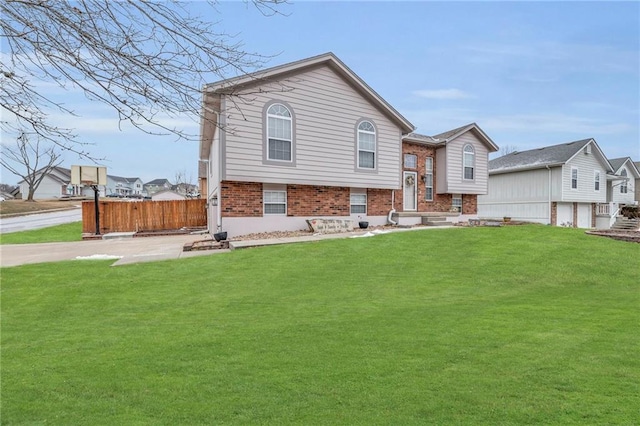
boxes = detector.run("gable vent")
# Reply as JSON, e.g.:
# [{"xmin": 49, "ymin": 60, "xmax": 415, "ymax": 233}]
[{"xmin": 584, "ymin": 145, "xmax": 591, "ymax": 154}]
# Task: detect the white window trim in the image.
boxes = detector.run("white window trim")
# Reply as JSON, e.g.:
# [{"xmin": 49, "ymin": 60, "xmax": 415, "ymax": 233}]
[
  {"xmin": 263, "ymin": 189, "xmax": 287, "ymax": 216},
  {"xmin": 350, "ymin": 191, "xmax": 367, "ymax": 215},
  {"xmin": 404, "ymin": 154, "xmax": 417, "ymax": 169},
  {"xmin": 263, "ymin": 100, "xmax": 296, "ymax": 167},
  {"xmin": 463, "ymin": 144, "xmax": 475, "ymax": 181},
  {"xmin": 355, "ymin": 119, "xmax": 377, "ymax": 172},
  {"xmin": 425, "ymin": 157, "xmax": 434, "ymax": 201},
  {"xmin": 571, "ymin": 167, "xmax": 578, "ymax": 190},
  {"xmin": 620, "ymin": 169, "xmax": 628, "ymax": 194},
  {"xmin": 594, "ymin": 170, "xmax": 600, "ymax": 192},
  {"xmin": 452, "ymin": 194, "xmax": 462, "ymax": 212}
]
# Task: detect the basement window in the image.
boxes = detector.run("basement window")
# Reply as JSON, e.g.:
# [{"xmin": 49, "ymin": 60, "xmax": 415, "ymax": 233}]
[{"xmin": 264, "ymin": 190, "xmax": 287, "ymax": 215}]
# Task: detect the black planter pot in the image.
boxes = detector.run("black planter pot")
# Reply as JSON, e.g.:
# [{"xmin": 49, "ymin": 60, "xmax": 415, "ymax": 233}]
[
  {"xmin": 214, "ymin": 231, "xmax": 228, "ymax": 242},
  {"xmin": 358, "ymin": 221, "xmax": 369, "ymax": 229}
]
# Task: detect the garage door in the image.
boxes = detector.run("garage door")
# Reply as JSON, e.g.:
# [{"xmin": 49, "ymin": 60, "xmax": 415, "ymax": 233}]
[
  {"xmin": 557, "ymin": 203, "xmax": 573, "ymax": 227},
  {"xmin": 577, "ymin": 203, "xmax": 592, "ymax": 228}
]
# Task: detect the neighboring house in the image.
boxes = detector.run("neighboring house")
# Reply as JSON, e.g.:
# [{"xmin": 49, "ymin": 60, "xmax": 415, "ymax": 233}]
[
  {"xmin": 635, "ymin": 161, "xmax": 640, "ymax": 203},
  {"xmin": 477, "ymin": 138, "xmax": 630, "ymax": 229},
  {"xmin": 172, "ymin": 182, "xmax": 199, "ymax": 197},
  {"xmin": 106, "ymin": 175, "xmax": 144, "ymax": 197},
  {"xmin": 144, "ymin": 178, "xmax": 172, "ymax": 196},
  {"xmin": 199, "ymin": 52, "xmax": 498, "ymax": 236},
  {"xmin": 607, "ymin": 157, "xmax": 639, "ymax": 207},
  {"xmin": 17, "ymin": 166, "xmax": 98, "ymax": 200},
  {"xmin": 151, "ymin": 189, "xmax": 187, "ymax": 201}
]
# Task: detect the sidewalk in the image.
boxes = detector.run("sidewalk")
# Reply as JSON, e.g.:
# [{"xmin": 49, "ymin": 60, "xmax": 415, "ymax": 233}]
[{"xmin": 0, "ymin": 226, "xmax": 453, "ymax": 268}]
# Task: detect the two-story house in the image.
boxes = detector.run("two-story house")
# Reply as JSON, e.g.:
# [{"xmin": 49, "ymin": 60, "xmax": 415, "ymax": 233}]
[
  {"xmin": 17, "ymin": 166, "xmax": 98, "ymax": 200},
  {"xmin": 477, "ymin": 138, "xmax": 633, "ymax": 229},
  {"xmin": 199, "ymin": 53, "xmax": 497, "ymax": 236},
  {"xmin": 144, "ymin": 178, "xmax": 172, "ymax": 196},
  {"xmin": 106, "ymin": 175, "xmax": 144, "ymax": 197}
]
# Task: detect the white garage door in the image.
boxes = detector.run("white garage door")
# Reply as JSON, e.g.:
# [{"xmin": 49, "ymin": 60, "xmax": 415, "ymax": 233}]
[
  {"xmin": 557, "ymin": 203, "xmax": 573, "ymax": 227},
  {"xmin": 577, "ymin": 203, "xmax": 592, "ymax": 228}
]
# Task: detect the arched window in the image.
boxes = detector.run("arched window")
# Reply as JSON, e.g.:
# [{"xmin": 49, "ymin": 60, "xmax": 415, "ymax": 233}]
[
  {"xmin": 266, "ymin": 103, "xmax": 292, "ymax": 162},
  {"xmin": 621, "ymin": 169, "xmax": 628, "ymax": 194},
  {"xmin": 463, "ymin": 144, "xmax": 475, "ymax": 180},
  {"xmin": 357, "ymin": 121, "xmax": 376, "ymax": 169}
]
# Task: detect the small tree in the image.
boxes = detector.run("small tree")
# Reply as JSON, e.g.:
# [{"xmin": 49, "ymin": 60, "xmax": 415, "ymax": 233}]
[
  {"xmin": 174, "ymin": 168, "xmax": 195, "ymax": 196},
  {"xmin": 0, "ymin": 133, "xmax": 63, "ymax": 201}
]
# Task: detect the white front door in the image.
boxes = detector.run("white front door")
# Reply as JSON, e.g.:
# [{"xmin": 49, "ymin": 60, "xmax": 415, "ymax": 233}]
[{"xmin": 403, "ymin": 171, "xmax": 417, "ymax": 211}]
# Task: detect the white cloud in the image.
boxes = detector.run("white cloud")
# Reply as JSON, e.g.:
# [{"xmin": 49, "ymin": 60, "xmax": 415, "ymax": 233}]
[
  {"xmin": 483, "ymin": 113, "xmax": 633, "ymax": 135},
  {"xmin": 412, "ymin": 89, "xmax": 474, "ymax": 100}
]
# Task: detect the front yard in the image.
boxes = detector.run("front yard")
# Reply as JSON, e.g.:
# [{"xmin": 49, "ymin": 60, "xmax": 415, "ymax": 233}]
[{"xmin": 2, "ymin": 226, "xmax": 638, "ymax": 424}]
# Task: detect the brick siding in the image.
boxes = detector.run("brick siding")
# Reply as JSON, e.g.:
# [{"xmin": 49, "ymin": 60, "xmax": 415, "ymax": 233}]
[
  {"xmin": 220, "ymin": 181, "xmax": 263, "ymax": 217},
  {"xmin": 287, "ymin": 185, "xmax": 350, "ymax": 216},
  {"xmin": 221, "ymin": 181, "xmax": 394, "ymax": 217},
  {"xmin": 394, "ymin": 142, "xmax": 478, "ymax": 214}
]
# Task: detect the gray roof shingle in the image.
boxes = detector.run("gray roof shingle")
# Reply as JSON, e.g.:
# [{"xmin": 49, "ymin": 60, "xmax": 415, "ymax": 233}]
[{"xmin": 489, "ymin": 139, "xmax": 593, "ymax": 173}]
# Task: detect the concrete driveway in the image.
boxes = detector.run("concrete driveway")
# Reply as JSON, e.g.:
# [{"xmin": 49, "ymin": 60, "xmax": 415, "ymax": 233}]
[{"xmin": 0, "ymin": 234, "xmax": 224, "ymax": 268}]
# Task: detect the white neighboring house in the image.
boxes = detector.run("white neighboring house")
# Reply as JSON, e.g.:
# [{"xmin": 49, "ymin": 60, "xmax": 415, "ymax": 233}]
[
  {"xmin": 105, "ymin": 175, "xmax": 144, "ymax": 197},
  {"xmin": 151, "ymin": 190, "xmax": 186, "ymax": 201},
  {"xmin": 17, "ymin": 166, "xmax": 99, "ymax": 200},
  {"xmin": 477, "ymin": 138, "xmax": 624, "ymax": 229},
  {"xmin": 607, "ymin": 157, "xmax": 639, "ymax": 206}
]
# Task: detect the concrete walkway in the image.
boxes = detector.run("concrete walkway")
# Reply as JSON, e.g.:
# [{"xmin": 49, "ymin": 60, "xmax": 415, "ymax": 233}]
[{"xmin": 0, "ymin": 226, "xmax": 453, "ymax": 268}]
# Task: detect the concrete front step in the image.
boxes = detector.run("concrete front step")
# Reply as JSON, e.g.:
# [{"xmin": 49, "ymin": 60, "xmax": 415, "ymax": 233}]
[
  {"xmin": 612, "ymin": 218, "xmax": 640, "ymax": 230},
  {"xmin": 421, "ymin": 216, "xmax": 449, "ymax": 226}
]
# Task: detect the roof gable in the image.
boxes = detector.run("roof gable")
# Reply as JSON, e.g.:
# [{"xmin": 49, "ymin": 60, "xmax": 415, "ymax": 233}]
[
  {"xmin": 204, "ymin": 52, "xmax": 414, "ymax": 134},
  {"xmin": 404, "ymin": 122, "xmax": 499, "ymax": 152},
  {"xmin": 489, "ymin": 138, "xmax": 612, "ymax": 174},
  {"xmin": 609, "ymin": 157, "xmax": 640, "ymax": 178}
]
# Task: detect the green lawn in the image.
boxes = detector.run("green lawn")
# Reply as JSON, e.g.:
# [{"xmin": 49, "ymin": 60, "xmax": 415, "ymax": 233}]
[
  {"xmin": 0, "ymin": 221, "xmax": 82, "ymax": 244},
  {"xmin": 2, "ymin": 226, "xmax": 639, "ymax": 424}
]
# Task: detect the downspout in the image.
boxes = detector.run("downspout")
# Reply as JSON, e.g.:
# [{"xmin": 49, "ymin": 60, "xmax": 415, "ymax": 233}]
[{"xmin": 388, "ymin": 190, "xmax": 397, "ymax": 225}]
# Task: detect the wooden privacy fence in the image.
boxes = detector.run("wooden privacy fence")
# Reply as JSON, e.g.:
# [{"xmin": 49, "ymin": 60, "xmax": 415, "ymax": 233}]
[{"xmin": 82, "ymin": 199, "xmax": 207, "ymax": 234}]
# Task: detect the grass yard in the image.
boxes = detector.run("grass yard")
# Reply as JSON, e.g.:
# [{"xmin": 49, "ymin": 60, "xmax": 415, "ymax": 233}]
[
  {"xmin": 2, "ymin": 226, "xmax": 639, "ymax": 424},
  {"xmin": 0, "ymin": 221, "xmax": 83, "ymax": 244}
]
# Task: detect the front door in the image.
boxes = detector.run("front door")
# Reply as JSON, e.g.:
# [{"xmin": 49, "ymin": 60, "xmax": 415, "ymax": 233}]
[{"xmin": 403, "ymin": 171, "xmax": 417, "ymax": 211}]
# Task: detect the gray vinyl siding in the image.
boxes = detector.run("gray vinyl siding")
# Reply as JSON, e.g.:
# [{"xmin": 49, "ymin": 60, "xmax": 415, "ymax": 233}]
[
  {"xmin": 611, "ymin": 163, "xmax": 636, "ymax": 204},
  {"xmin": 478, "ymin": 168, "xmax": 551, "ymax": 223},
  {"xmin": 561, "ymin": 152, "xmax": 607, "ymax": 203},
  {"xmin": 444, "ymin": 133, "xmax": 490, "ymax": 194},
  {"xmin": 220, "ymin": 65, "xmax": 402, "ymax": 189}
]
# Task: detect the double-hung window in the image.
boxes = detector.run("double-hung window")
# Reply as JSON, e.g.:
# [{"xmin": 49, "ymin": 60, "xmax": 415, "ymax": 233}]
[
  {"xmin": 357, "ymin": 121, "xmax": 376, "ymax": 169},
  {"xmin": 452, "ymin": 194, "xmax": 462, "ymax": 210},
  {"xmin": 463, "ymin": 145, "xmax": 475, "ymax": 180},
  {"xmin": 350, "ymin": 193, "xmax": 367, "ymax": 215},
  {"xmin": 264, "ymin": 190, "xmax": 287, "ymax": 215},
  {"xmin": 425, "ymin": 157, "xmax": 434, "ymax": 201},
  {"xmin": 267, "ymin": 103, "xmax": 292, "ymax": 162},
  {"xmin": 571, "ymin": 168, "xmax": 578, "ymax": 189},
  {"xmin": 594, "ymin": 171, "xmax": 600, "ymax": 191},
  {"xmin": 620, "ymin": 170, "xmax": 628, "ymax": 193}
]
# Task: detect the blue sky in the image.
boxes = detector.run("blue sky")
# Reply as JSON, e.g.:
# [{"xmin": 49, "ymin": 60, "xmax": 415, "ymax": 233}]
[{"xmin": 2, "ymin": 1, "xmax": 638, "ymax": 185}]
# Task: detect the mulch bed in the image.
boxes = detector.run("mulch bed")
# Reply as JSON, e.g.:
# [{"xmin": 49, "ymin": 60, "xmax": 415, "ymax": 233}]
[{"xmin": 585, "ymin": 230, "xmax": 640, "ymax": 244}]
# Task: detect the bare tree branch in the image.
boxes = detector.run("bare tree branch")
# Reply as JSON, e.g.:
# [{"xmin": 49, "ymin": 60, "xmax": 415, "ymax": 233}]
[
  {"xmin": 0, "ymin": 132, "xmax": 63, "ymax": 201},
  {"xmin": 1, "ymin": 0, "xmax": 287, "ymax": 155}
]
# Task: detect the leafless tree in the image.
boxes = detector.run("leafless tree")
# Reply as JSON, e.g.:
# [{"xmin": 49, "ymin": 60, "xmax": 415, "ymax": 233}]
[
  {"xmin": 500, "ymin": 145, "xmax": 518, "ymax": 156},
  {"xmin": 1, "ymin": 133, "xmax": 63, "ymax": 201},
  {"xmin": 1, "ymin": 0, "xmax": 287, "ymax": 157},
  {"xmin": 174, "ymin": 168, "xmax": 195, "ymax": 196}
]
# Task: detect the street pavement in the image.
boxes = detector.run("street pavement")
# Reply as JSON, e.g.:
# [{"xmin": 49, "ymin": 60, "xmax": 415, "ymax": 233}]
[{"xmin": 0, "ymin": 207, "xmax": 82, "ymax": 234}]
